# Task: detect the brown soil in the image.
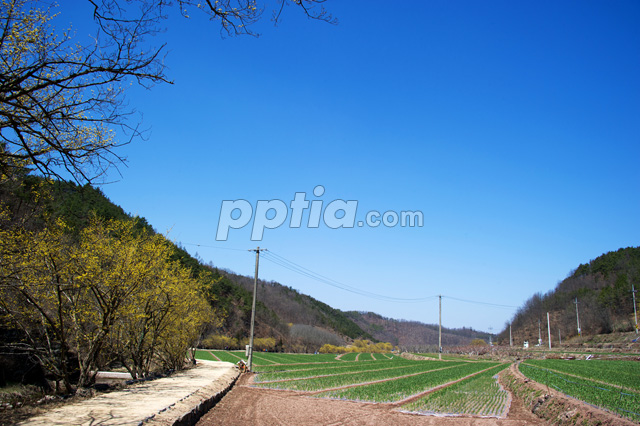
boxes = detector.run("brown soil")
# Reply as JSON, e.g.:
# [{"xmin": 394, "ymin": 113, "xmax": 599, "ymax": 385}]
[{"xmin": 196, "ymin": 373, "xmax": 545, "ymax": 426}]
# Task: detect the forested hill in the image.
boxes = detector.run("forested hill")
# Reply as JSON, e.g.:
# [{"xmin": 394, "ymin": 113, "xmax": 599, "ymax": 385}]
[
  {"xmin": 216, "ymin": 272, "xmax": 488, "ymax": 350},
  {"xmin": 344, "ymin": 311, "xmax": 492, "ymax": 349},
  {"xmin": 498, "ymin": 247, "xmax": 640, "ymax": 345},
  {"xmin": 2, "ymin": 177, "xmax": 483, "ymax": 352}
]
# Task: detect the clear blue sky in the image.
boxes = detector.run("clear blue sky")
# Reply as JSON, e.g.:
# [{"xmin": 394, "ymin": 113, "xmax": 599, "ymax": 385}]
[{"xmin": 58, "ymin": 1, "xmax": 639, "ymax": 333}]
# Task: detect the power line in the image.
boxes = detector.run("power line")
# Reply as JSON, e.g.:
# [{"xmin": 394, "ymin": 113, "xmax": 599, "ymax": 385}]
[
  {"xmin": 262, "ymin": 251, "xmax": 437, "ymax": 303},
  {"xmin": 177, "ymin": 242, "xmax": 517, "ymax": 310},
  {"xmin": 263, "ymin": 251, "xmax": 516, "ymax": 309},
  {"xmin": 180, "ymin": 242, "xmax": 247, "ymax": 252},
  {"xmin": 445, "ymin": 296, "xmax": 517, "ymax": 309}
]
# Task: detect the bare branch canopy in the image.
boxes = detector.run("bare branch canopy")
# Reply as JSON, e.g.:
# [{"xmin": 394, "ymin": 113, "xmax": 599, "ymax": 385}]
[{"xmin": 0, "ymin": 0, "xmax": 334, "ymax": 184}]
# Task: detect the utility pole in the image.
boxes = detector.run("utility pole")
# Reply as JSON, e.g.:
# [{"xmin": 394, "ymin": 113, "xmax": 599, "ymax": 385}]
[
  {"xmin": 547, "ymin": 312, "xmax": 551, "ymax": 350},
  {"xmin": 633, "ymin": 284, "xmax": 638, "ymax": 335},
  {"xmin": 248, "ymin": 247, "xmax": 266, "ymax": 372},
  {"xmin": 438, "ymin": 295, "xmax": 442, "ymax": 360},
  {"xmin": 575, "ymin": 298, "xmax": 581, "ymax": 336}
]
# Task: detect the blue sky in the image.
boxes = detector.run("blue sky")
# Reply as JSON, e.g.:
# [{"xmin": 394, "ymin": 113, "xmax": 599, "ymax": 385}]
[{"xmin": 58, "ymin": 1, "xmax": 639, "ymax": 333}]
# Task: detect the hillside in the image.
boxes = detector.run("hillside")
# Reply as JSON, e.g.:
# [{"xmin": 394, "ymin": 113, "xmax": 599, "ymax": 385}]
[
  {"xmin": 498, "ymin": 247, "xmax": 640, "ymax": 346},
  {"xmin": 219, "ymin": 273, "xmax": 486, "ymax": 351},
  {"xmin": 0, "ymin": 177, "xmax": 482, "ymax": 354},
  {"xmin": 345, "ymin": 311, "xmax": 491, "ymax": 350}
]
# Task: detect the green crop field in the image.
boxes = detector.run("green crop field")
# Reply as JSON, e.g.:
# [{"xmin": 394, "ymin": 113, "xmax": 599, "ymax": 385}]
[
  {"xmin": 252, "ymin": 353, "xmax": 341, "ymax": 365},
  {"xmin": 254, "ymin": 358, "xmax": 413, "ymax": 382},
  {"xmin": 195, "ymin": 350, "xmax": 344, "ymax": 366},
  {"xmin": 194, "ymin": 350, "xmax": 640, "ymax": 421},
  {"xmin": 208, "ymin": 350, "xmax": 246, "ymax": 364},
  {"xmin": 519, "ymin": 360, "xmax": 640, "ymax": 421},
  {"xmin": 197, "ymin": 351, "xmax": 502, "ymax": 407},
  {"xmin": 523, "ymin": 359, "xmax": 640, "ymax": 392},
  {"xmin": 254, "ymin": 361, "xmax": 468, "ymax": 391},
  {"xmin": 357, "ymin": 352, "xmax": 374, "ymax": 361},
  {"xmin": 317, "ymin": 361, "xmax": 499, "ymax": 403},
  {"xmin": 401, "ymin": 364, "xmax": 509, "ymax": 417},
  {"xmin": 414, "ymin": 353, "xmax": 471, "ymax": 361},
  {"xmin": 193, "ymin": 349, "xmax": 218, "ymax": 361},
  {"xmin": 338, "ymin": 352, "xmax": 359, "ymax": 361}
]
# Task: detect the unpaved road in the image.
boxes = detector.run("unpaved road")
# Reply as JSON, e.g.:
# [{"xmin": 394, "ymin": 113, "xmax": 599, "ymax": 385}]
[
  {"xmin": 197, "ymin": 374, "xmax": 546, "ymax": 426},
  {"xmin": 15, "ymin": 361, "xmax": 238, "ymax": 426}
]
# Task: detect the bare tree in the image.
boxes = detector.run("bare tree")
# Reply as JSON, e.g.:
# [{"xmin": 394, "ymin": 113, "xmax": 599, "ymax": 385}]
[{"xmin": 0, "ymin": 0, "xmax": 335, "ymax": 183}]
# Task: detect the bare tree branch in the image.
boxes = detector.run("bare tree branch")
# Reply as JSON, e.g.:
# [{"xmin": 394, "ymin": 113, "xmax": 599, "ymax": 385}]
[{"xmin": 0, "ymin": 0, "xmax": 335, "ymax": 184}]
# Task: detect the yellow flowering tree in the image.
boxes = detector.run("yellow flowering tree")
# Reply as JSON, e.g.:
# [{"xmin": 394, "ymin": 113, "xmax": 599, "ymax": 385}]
[
  {"xmin": 0, "ymin": 213, "xmax": 77, "ymax": 392},
  {"xmin": 0, "ymin": 212, "xmax": 216, "ymax": 391}
]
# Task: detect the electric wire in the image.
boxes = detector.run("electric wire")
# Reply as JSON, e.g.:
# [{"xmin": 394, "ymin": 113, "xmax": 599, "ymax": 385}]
[
  {"xmin": 262, "ymin": 250, "xmax": 439, "ymax": 303},
  {"xmin": 445, "ymin": 296, "xmax": 517, "ymax": 309},
  {"xmin": 264, "ymin": 251, "xmax": 517, "ymax": 309},
  {"xmin": 181, "ymin": 242, "xmax": 247, "ymax": 251},
  {"xmin": 179, "ymin": 242, "xmax": 517, "ymax": 309}
]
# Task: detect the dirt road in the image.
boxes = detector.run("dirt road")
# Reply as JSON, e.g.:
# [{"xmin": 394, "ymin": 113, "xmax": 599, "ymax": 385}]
[
  {"xmin": 16, "ymin": 361, "xmax": 238, "ymax": 426},
  {"xmin": 197, "ymin": 374, "xmax": 546, "ymax": 426}
]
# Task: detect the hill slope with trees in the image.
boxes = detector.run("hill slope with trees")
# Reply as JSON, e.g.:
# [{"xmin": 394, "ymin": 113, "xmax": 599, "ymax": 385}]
[
  {"xmin": 498, "ymin": 247, "xmax": 640, "ymax": 346},
  {"xmin": 1, "ymin": 176, "xmax": 484, "ymax": 386}
]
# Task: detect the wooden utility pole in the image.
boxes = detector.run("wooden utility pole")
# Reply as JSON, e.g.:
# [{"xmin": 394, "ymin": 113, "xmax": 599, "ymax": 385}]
[
  {"xmin": 248, "ymin": 247, "xmax": 266, "ymax": 372},
  {"xmin": 547, "ymin": 312, "xmax": 551, "ymax": 349},
  {"xmin": 438, "ymin": 295, "xmax": 442, "ymax": 360},
  {"xmin": 575, "ymin": 298, "xmax": 581, "ymax": 336}
]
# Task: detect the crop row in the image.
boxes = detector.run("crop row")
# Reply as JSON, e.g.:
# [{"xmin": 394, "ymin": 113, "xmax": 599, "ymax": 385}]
[
  {"xmin": 254, "ymin": 361, "xmax": 468, "ymax": 391},
  {"xmin": 414, "ymin": 353, "xmax": 467, "ymax": 361},
  {"xmin": 199, "ymin": 350, "xmax": 345, "ymax": 367},
  {"xmin": 252, "ymin": 352, "xmax": 341, "ymax": 365},
  {"xmin": 255, "ymin": 359, "xmax": 417, "ymax": 382},
  {"xmin": 523, "ymin": 359, "xmax": 640, "ymax": 392},
  {"xmin": 255, "ymin": 360, "xmax": 458, "ymax": 385},
  {"xmin": 519, "ymin": 363, "xmax": 640, "ymax": 421},
  {"xmin": 338, "ymin": 352, "xmax": 359, "ymax": 361},
  {"xmin": 254, "ymin": 354, "xmax": 403, "ymax": 373},
  {"xmin": 400, "ymin": 364, "xmax": 509, "ymax": 417},
  {"xmin": 193, "ymin": 349, "xmax": 217, "ymax": 361},
  {"xmin": 208, "ymin": 350, "xmax": 246, "ymax": 363},
  {"xmin": 254, "ymin": 357, "xmax": 371, "ymax": 373},
  {"xmin": 316, "ymin": 362, "xmax": 499, "ymax": 403}
]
